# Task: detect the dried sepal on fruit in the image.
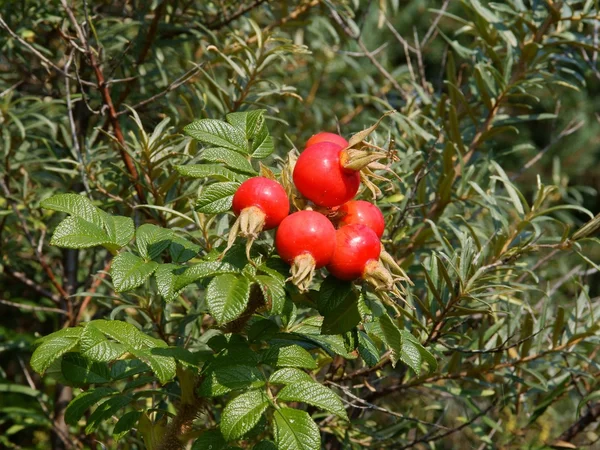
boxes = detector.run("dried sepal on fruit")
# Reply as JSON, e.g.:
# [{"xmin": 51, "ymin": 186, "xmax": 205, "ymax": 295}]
[
  {"xmin": 275, "ymin": 210, "xmax": 336, "ymax": 292},
  {"xmin": 224, "ymin": 177, "xmax": 289, "ymax": 259}
]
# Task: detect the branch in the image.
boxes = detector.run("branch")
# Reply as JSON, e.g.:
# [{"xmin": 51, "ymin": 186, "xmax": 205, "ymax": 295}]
[
  {"xmin": 0, "ymin": 298, "xmax": 68, "ymax": 315},
  {"xmin": 0, "ymin": 16, "xmax": 95, "ymax": 87},
  {"xmin": 59, "ymin": 0, "xmax": 148, "ymax": 205},
  {"xmin": 208, "ymin": 0, "xmax": 270, "ymax": 30},
  {"xmin": 554, "ymin": 402, "xmax": 600, "ymax": 445}
]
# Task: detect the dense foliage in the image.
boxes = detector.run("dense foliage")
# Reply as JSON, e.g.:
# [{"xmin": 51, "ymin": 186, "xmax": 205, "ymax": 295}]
[{"xmin": 1, "ymin": 1, "xmax": 599, "ymax": 449}]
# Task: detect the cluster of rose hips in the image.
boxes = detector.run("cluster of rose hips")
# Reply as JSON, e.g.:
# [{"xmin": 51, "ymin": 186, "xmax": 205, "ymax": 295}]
[{"xmin": 230, "ymin": 131, "xmax": 397, "ymax": 292}]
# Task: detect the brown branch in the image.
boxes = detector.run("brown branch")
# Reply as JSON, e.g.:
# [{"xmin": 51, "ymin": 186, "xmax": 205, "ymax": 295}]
[
  {"xmin": 0, "ymin": 298, "xmax": 68, "ymax": 315},
  {"xmin": 59, "ymin": 0, "xmax": 147, "ymax": 205},
  {"xmin": 114, "ymin": 0, "xmax": 168, "ymax": 108},
  {"xmin": 554, "ymin": 402, "xmax": 600, "ymax": 445},
  {"xmin": 208, "ymin": 0, "xmax": 271, "ymax": 30}
]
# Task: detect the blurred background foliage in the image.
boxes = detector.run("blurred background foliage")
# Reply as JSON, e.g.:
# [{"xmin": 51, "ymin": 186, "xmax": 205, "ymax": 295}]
[{"xmin": 1, "ymin": 0, "xmax": 599, "ymax": 449}]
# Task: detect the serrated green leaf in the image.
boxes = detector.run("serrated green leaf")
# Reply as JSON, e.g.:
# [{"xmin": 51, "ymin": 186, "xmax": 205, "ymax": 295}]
[
  {"xmin": 41, "ymin": 193, "xmax": 103, "ymax": 226},
  {"xmin": 206, "ymin": 274, "xmax": 251, "ymax": 324},
  {"xmin": 199, "ymin": 365, "xmax": 265, "ymax": 397},
  {"xmin": 155, "ymin": 263, "xmax": 178, "ymax": 302},
  {"xmin": 357, "ymin": 331, "xmax": 379, "ymax": 367},
  {"xmin": 192, "ymin": 429, "xmax": 228, "ymax": 450},
  {"xmin": 278, "ymin": 381, "xmax": 348, "ymax": 419},
  {"xmin": 61, "ymin": 353, "xmax": 111, "ymax": 384},
  {"xmin": 398, "ymin": 332, "xmax": 421, "ymax": 375},
  {"xmin": 107, "ymin": 215, "xmax": 135, "ymax": 248},
  {"xmin": 50, "ymin": 216, "xmax": 113, "ymax": 249},
  {"xmin": 262, "ymin": 344, "xmax": 317, "ymax": 369},
  {"xmin": 318, "ymin": 276, "xmax": 360, "ymax": 335},
  {"xmin": 176, "ymin": 164, "xmax": 248, "ymax": 182},
  {"xmin": 173, "ymin": 260, "xmax": 240, "ymax": 292},
  {"xmin": 196, "ymin": 182, "xmax": 240, "ymax": 214},
  {"xmin": 226, "ymin": 110, "xmax": 265, "ymax": 139},
  {"xmin": 65, "ymin": 387, "xmax": 117, "ymax": 426},
  {"xmin": 251, "ymin": 120, "xmax": 274, "ymax": 159},
  {"xmin": 136, "ymin": 224, "xmax": 173, "ymax": 260},
  {"xmin": 255, "ymin": 274, "xmax": 285, "ymax": 315},
  {"xmin": 110, "ymin": 253, "xmax": 159, "ymax": 292},
  {"xmin": 269, "ymin": 368, "xmax": 314, "ymax": 385},
  {"xmin": 85, "ymin": 395, "xmax": 132, "ymax": 434},
  {"xmin": 169, "ymin": 236, "xmax": 201, "ymax": 263},
  {"xmin": 31, "ymin": 334, "xmax": 80, "ymax": 375},
  {"xmin": 184, "ymin": 119, "xmax": 248, "ymax": 153},
  {"xmin": 129, "ymin": 348, "xmax": 177, "ymax": 384},
  {"xmin": 202, "ymin": 147, "xmax": 256, "ymax": 174},
  {"xmin": 274, "ymin": 408, "xmax": 320, "ymax": 450},
  {"xmin": 378, "ymin": 314, "xmax": 403, "ymax": 368},
  {"xmin": 221, "ymin": 390, "xmax": 269, "ymax": 441},
  {"xmin": 113, "ymin": 410, "xmax": 141, "ymax": 438}
]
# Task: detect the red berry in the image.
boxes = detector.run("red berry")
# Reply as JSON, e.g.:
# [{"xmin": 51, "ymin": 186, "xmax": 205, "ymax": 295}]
[
  {"xmin": 338, "ymin": 200, "xmax": 385, "ymax": 238},
  {"xmin": 305, "ymin": 132, "xmax": 349, "ymax": 149},
  {"xmin": 232, "ymin": 177, "xmax": 289, "ymax": 230},
  {"xmin": 275, "ymin": 211, "xmax": 336, "ymax": 268},
  {"xmin": 293, "ymin": 142, "xmax": 360, "ymax": 208},
  {"xmin": 327, "ymin": 224, "xmax": 381, "ymax": 281}
]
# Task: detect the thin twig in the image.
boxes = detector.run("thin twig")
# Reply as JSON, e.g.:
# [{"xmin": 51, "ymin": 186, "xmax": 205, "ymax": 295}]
[
  {"xmin": 0, "ymin": 16, "xmax": 96, "ymax": 87},
  {"xmin": 0, "ymin": 298, "xmax": 68, "ymax": 315}
]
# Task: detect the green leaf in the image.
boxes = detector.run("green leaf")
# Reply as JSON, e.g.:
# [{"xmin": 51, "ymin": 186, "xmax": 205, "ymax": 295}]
[
  {"xmin": 107, "ymin": 215, "xmax": 135, "ymax": 248},
  {"xmin": 31, "ymin": 333, "xmax": 81, "ymax": 374},
  {"xmin": 184, "ymin": 119, "xmax": 248, "ymax": 153},
  {"xmin": 85, "ymin": 395, "xmax": 132, "ymax": 434},
  {"xmin": 221, "ymin": 390, "xmax": 270, "ymax": 441},
  {"xmin": 255, "ymin": 274, "xmax": 286, "ymax": 315},
  {"xmin": 176, "ymin": 164, "xmax": 247, "ymax": 182},
  {"xmin": 110, "ymin": 253, "xmax": 159, "ymax": 292},
  {"xmin": 278, "ymin": 381, "xmax": 348, "ymax": 420},
  {"xmin": 357, "ymin": 331, "xmax": 380, "ymax": 367},
  {"xmin": 198, "ymin": 365, "xmax": 265, "ymax": 397},
  {"xmin": 65, "ymin": 387, "xmax": 117, "ymax": 426},
  {"xmin": 398, "ymin": 331, "xmax": 422, "ymax": 375},
  {"xmin": 202, "ymin": 147, "xmax": 256, "ymax": 174},
  {"xmin": 269, "ymin": 368, "xmax": 314, "ymax": 385},
  {"xmin": 61, "ymin": 353, "xmax": 111, "ymax": 384},
  {"xmin": 90, "ymin": 320, "xmax": 176, "ymax": 383},
  {"xmin": 206, "ymin": 274, "xmax": 251, "ymax": 324},
  {"xmin": 274, "ymin": 408, "xmax": 320, "ymax": 450},
  {"xmin": 196, "ymin": 182, "xmax": 241, "ymax": 214},
  {"xmin": 251, "ymin": 120, "xmax": 274, "ymax": 159},
  {"xmin": 41, "ymin": 193, "xmax": 103, "ymax": 226},
  {"xmin": 378, "ymin": 314, "xmax": 403, "ymax": 368},
  {"xmin": 173, "ymin": 261, "xmax": 240, "ymax": 292},
  {"xmin": 318, "ymin": 276, "xmax": 360, "ymax": 335},
  {"xmin": 113, "ymin": 410, "xmax": 141, "ymax": 438},
  {"xmin": 155, "ymin": 263, "xmax": 178, "ymax": 301},
  {"xmin": 50, "ymin": 216, "xmax": 112, "ymax": 249},
  {"xmin": 136, "ymin": 224, "xmax": 173, "ymax": 260},
  {"xmin": 262, "ymin": 344, "xmax": 317, "ymax": 369},
  {"xmin": 226, "ymin": 110, "xmax": 265, "ymax": 139},
  {"xmin": 169, "ymin": 236, "xmax": 201, "ymax": 263},
  {"xmin": 192, "ymin": 429, "xmax": 228, "ymax": 450}
]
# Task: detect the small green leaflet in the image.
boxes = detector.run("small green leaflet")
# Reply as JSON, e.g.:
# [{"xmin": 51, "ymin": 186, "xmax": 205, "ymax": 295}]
[
  {"xmin": 184, "ymin": 119, "xmax": 248, "ymax": 153},
  {"xmin": 220, "ymin": 390, "xmax": 270, "ymax": 441},
  {"xmin": 378, "ymin": 314, "xmax": 403, "ymax": 368},
  {"xmin": 269, "ymin": 368, "xmax": 314, "ymax": 385},
  {"xmin": 206, "ymin": 274, "xmax": 252, "ymax": 324},
  {"xmin": 274, "ymin": 407, "xmax": 320, "ymax": 450},
  {"xmin": 192, "ymin": 429, "xmax": 227, "ymax": 450},
  {"xmin": 135, "ymin": 224, "xmax": 173, "ymax": 260},
  {"xmin": 318, "ymin": 276, "xmax": 360, "ymax": 335},
  {"xmin": 202, "ymin": 147, "xmax": 256, "ymax": 174},
  {"xmin": 198, "ymin": 365, "xmax": 265, "ymax": 397},
  {"xmin": 175, "ymin": 164, "xmax": 248, "ymax": 182},
  {"xmin": 64, "ymin": 387, "xmax": 118, "ymax": 426},
  {"xmin": 226, "ymin": 110, "xmax": 265, "ymax": 139},
  {"xmin": 110, "ymin": 253, "xmax": 159, "ymax": 292},
  {"xmin": 196, "ymin": 182, "xmax": 240, "ymax": 214},
  {"xmin": 262, "ymin": 344, "xmax": 317, "ymax": 369},
  {"xmin": 41, "ymin": 193, "xmax": 103, "ymax": 226},
  {"xmin": 50, "ymin": 216, "xmax": 114, "ymax": 249},
  {"xmin": 277, "ymin": 381, "xmax": 348, "ymax": 420},
  {"xmin": 61, "ymin": 353, "xmax": 111, "ymax": 385},
  {"xmin": 31, "ymin": 328, "xmax": 82, "ymax": 374}
]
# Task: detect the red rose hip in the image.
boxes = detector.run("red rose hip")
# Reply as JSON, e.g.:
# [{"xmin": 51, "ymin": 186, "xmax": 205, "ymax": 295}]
[
  {"xmin": 337, "ymin": 200, "xmax": 385, "ymax": 238},
  {"xmin": 327, "ymin": 224, "xmax": 394, "ymax": 290},
  {"xmin": 293, "ymin": 142, "xmax": 360, "ymax": 208},
  {"xmin": 232, "ymin": 177, "xmax": 289, "ymax": 231},
  {"xmin": 305, "ymin": 132, "xmax": 349, "ymax": 149},
  {"xmin": 275, "ymin": 210, "xmax": 336, "ymax": 291}
]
